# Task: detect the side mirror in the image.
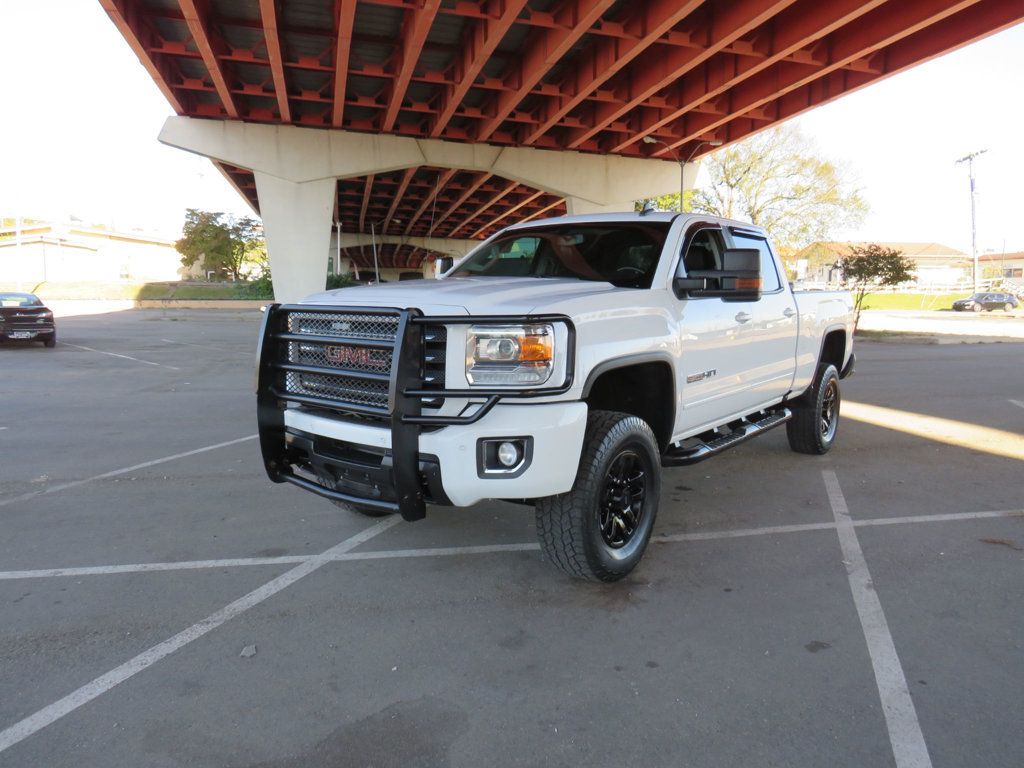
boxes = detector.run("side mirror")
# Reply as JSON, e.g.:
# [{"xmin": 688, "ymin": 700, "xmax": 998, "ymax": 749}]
[
  {"xmin": 674, "ymin": 248, "xmax": 762, "ymax": 301},
  {"xmin": 436, "ymin": 256, "xmax": 454, "ymax": 276}
]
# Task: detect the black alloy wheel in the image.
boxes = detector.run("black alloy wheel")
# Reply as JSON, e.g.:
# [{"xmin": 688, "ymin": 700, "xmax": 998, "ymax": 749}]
[
  {"xmin": 599, "ymin": 449, "xmax": 648, "ymax": 549},
  {"xmin": 820, "ymin": 377, "xmax": 839, "ymax": 443}
]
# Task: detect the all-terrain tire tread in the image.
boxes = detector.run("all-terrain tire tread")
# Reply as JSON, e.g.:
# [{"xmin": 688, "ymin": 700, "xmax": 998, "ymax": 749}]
[{"xmin": 536, "ymin": 410, "xmax": 657, "ymax": 582}]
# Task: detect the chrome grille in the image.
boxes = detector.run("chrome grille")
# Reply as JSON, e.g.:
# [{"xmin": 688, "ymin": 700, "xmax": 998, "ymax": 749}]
[
  {"xmin": 284, "ymin": 371, "xmax": 390, "ymax": 408},
  {"xmin": 287, "ymin": 312, "xmax": 398, "ymax": 340},
  {"xmin": 280, "ymin": 310, "xmax": 399, "ymax": 414},
  {"xmin": 288, "ymin": 341, "xmax": 391, "ymax": 374}
]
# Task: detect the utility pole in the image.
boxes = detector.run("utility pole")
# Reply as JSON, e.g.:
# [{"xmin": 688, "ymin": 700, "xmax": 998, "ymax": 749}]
[{"xmin": 955, "ymin": 149, "xmax": 987, "ymax": 292}]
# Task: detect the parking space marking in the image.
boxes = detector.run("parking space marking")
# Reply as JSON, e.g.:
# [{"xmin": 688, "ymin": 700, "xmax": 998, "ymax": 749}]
[
  {"xmin": 0, "ymin": 435, "xmax": 258, "ymax": 509},
  {"xmin": 1010, "ymin": 399, "xmax": 1024, "ymax": 410},
  {"xmin": 824, "ymin": 470, "xmax": 933, "ymax": 768},
  {"xmin": 160, "ymin": 338, "xmax": 253, "ymax": 358},
  {"xmin": 0, "ymin": 555, "xmax": 311, "ymax": 581},
  {"xmin": 3, "ymin": 509, "xmax": 1021, "ymax": 582},
  {"xmin": 59, "ymin": 342, "xmax": 181, "ymax": 371},
  {"xmin": 0, "ymin": 516, "xmax": 400, "ymax": 755}
]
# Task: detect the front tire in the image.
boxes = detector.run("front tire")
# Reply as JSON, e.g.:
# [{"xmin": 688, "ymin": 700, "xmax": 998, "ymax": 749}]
[
  {"xmin": 786, "ymin": 364, "xmax": 840, "ymax": 455},
  {"xmin": 42, "ymin": 333, "xmax": 56, "ymax": 348},
  {"xmin": 535, "ymin": 411, "xmax": 661, "ymax": 582},
  {"xmin": 972, "ymin": 303, "xmax": 982, "ymax": 313},
  {"xmin": 1006, "ymin": 303, "xmax": 1014, "ymax": 312}
]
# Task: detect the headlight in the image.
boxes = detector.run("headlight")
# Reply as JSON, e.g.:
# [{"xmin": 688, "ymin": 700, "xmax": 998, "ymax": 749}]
[{"xmin": 465, "ymin": 324, "xmax": 554, "ymax": 385}]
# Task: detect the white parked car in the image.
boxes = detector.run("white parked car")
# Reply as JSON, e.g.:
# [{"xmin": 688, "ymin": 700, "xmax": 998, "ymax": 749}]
[{"xmin": 257, "ymin": 213, "xmax": 855, "ymax": 581}]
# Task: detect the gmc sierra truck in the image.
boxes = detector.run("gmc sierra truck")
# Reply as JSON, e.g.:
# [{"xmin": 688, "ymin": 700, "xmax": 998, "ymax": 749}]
[{"xmin": 256, "ymin": 212, "xmax": 854, "ymax": 581}]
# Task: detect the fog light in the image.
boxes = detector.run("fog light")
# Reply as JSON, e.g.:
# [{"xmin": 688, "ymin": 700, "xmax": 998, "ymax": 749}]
[{"xmin": 497, "ymin": 441, "xmax": 520, "ymax": 467}]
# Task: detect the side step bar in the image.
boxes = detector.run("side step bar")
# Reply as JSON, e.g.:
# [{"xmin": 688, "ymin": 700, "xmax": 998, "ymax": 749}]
[{"xmin": 661, "ymin": 408, "xmax": 792, "ymax": 467}]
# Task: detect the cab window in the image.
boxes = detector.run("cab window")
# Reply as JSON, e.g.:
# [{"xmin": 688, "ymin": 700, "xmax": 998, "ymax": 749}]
[
  {"xmin": 682, "ymin": 229, "xmax": 726, "ymax": 273},
  {"xmin": 731, "ymin": 233, "xmax": 782, "ymax": 292}
]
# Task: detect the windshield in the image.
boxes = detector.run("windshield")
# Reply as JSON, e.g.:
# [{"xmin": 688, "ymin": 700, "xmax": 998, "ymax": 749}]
[
  {"xmin": 0, "ymin": 293, "xmax": 42, "ymax": 307},
  {"xmin": 450, "ymin": 223, "xmax": 671, "ymax": 288}
]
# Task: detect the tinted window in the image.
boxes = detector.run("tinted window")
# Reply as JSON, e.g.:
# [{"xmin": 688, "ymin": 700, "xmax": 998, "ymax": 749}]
[
  {"xmin": 732, "ymin": 233, "xmax": 782, "ymax": 292},
  {"xmin": 451, "ymin": 223, "xmax": 671, "ymax": 288},
  {"xmin": 682, "ymin": 229, "xmax": 726, "ymax": 273}
]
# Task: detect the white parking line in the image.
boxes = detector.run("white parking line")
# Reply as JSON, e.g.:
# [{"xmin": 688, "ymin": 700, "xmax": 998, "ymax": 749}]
[
  {"xmin": 60, "ymin": 342, "xmax": 180, "ymax": 370},
  {"xmin": 0, "ymin": 516, "xmax": 400, "ymax": 755},
  {"xmin": 824, "ymin": 470, "xmax": 933, "ymax": 768},
  {"xmin": 0, "ymin": 435, "xmax": 258, "ymax": 509},
  {"xmin": 160, "ymin": 338, "xmax": 253, "ymax": 357},
  {"xmin": 1010, "ymin": 399, "xmax": 1024, "ymax": 410},
  {"xmin": 2, "ymin": 508, "xmax": 1020, "ymax": 581}
]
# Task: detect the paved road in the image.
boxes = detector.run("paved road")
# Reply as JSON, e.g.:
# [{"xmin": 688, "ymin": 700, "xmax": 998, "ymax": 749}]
[{"xmin": 1, "ymin": 309, "xmax": 1021, "ymax": 767}]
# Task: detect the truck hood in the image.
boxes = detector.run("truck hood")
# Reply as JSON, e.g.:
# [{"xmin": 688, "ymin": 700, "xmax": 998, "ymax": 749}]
[{"xmin": 301, "ymin": 277, "xmax": 626, "ymax": 316}]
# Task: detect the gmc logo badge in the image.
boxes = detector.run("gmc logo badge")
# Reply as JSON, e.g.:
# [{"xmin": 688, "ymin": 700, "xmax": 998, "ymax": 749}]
[{"xmin": 325, "ymin": 345, "xmax": 377, "ymax": 366}]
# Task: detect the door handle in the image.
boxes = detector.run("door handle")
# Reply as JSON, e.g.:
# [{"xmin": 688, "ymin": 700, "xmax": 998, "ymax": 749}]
[
  {"xmin": 783, "ymin": 307, "xmax": 796, "ymax": 318},
  {"xmin": 735, "ymin": 312, "xmax": 751, "ymax": 324}
]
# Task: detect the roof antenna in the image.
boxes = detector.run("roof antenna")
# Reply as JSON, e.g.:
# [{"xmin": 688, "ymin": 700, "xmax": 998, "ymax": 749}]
[{"xmin": 639, "ymin": 199, "xmax": 657, "ymax": 216}]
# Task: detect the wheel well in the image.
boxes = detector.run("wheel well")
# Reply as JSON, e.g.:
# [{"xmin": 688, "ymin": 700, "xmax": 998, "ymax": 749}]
[
  {"xmin": 584, "ymin": 362, "xmax": 674, "ymax": 451},
  {"xmin": 820, "ymin": 330, "xmax": 846, "ymax": 370}
]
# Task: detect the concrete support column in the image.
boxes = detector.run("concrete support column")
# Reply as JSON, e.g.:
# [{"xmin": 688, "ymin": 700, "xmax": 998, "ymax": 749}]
[
  {"xmin": 564, "ymin": 198, "xmax": 634, "ymax": 216},
  {"xmin": 253, "ymin": 172, "xmax": 335, "ymax": 303}
]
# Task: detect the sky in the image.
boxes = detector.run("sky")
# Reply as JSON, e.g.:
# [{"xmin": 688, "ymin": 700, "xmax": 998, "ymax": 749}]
[{"xmin": 1, "ymin": 1, "xmax": 1021, "ymax": 254}]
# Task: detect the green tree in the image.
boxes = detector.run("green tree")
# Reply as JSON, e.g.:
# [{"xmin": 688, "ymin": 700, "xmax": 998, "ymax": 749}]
[
  {"xmin": 175, "ymin": 209, "xmax": 265, "ymax": 281},
  {"xmin": 688, "ymin": 126, "xmax": 868, "ymax": 251},
  {"xmin": 835, "ymin": 244, "xmax": 914, "ymax": 330}
]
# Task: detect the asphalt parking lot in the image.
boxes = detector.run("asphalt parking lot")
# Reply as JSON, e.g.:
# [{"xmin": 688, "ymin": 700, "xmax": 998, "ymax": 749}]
[{"xmin": 1, "ymin": 309, "xmax": 1022, "ymax": 768}]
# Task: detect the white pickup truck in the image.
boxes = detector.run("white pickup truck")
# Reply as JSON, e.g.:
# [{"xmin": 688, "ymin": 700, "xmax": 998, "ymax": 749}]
[{"xmin": 257, "ymin": 212, "xmax": 854, "ymax": 581}]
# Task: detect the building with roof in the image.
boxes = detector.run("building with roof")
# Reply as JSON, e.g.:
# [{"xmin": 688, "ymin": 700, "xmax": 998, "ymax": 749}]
[
  {"xmin": 790, "ymin": 241, "xmax": 972, "ymax": 288},
  {"xmin": 0, "ymin": 220, "xmax": 187, "ymax": 285},
  {"xmin": 979, "ymin": 252, "xmax": 1024, "ymax": 282}
]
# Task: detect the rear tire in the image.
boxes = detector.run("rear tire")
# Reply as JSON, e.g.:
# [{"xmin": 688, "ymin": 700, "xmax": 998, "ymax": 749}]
[
  {"xmin": 535, "ymin": 410, "xmax": 660, "ymax": 582},
  {"xmin": 786, "ymin": 364, "xmax": 840, "ymax": 455},
  {"xmin": 1006, "ymin": 303, "xmax": 1014, "ymax": 312}
]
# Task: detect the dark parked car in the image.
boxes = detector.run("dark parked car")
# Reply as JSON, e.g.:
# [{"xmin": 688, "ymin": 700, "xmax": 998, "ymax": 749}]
[
  {"xmin": 0, "ymin": 292, "xmax": 57, "ymax": 347},
  {"xmin": 952, "ymin": 292, "xmax": 1019, "ymax": 312}
]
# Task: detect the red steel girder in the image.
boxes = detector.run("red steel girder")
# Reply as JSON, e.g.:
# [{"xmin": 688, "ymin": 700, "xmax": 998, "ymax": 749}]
[
  {"xmin": 651, "ymin": 0, "xmax": 984, "ymax": 157},
  {"xmin": 430, "ymin": 0, "xmax": 530, "ymax": 138},
  {"xmin": 567, "ymin": 0, "xmax": 797, "ymax": 149},
  {"xmin": 471, "ymin": 189, "xmax": 545, "ymax": 238},
  {"xmin": 382, "ymin": 0, "xmax": 443, "ymax": 131},
  {"xmin": 518, "ymin": 197, "xmax": 567, "ymax": 224},
  {"xmin": 715, "ymin": 0, "xmax": 1024, "ymax": 150},
  {"xmin": 382, "ymin": 168, "xmax": 417, "ymax": 233},
  {"xmin": 258, "ymin": 0, "xmax": 291, "ymax": 122},
  {"xmin": 100, "ymin": 0, "xmax": 185, "ymax": 113},
  {"xmin": 611, "ymin": 0, "xmax": 897, "ymax": 152},
  {"xmin": 404, "ymin": 168, "xmax": 458, "ymax": 235},
  {"xmin": 432, "ymin": 173, "xmax": 494, "ymax": 229},
  {"xmin": 177, "ymin": 0, "xmax": 238, "ymax": 118},
  {"xmin": 521, "ymin": 0, "xmax": 705, "ymax": 145},
  {"xmin": 449, "ymin": 181, "xmax": 521, "ymax": 237},
  {"xmin": 332, "ymin": 0, "xmax": 358, "ymax": 127},
  {"xmin": 358, "ymin": 174, "xmax": 375, "ymax": 232},
  {"xmin": 474, "ymin": 0, "xmax": 616, "ymax": 142}
]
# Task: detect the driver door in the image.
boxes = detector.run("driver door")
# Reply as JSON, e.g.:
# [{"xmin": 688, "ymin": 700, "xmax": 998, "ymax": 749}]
[{"xmin": 673, "ymin": 225, "xmax": 751, "ymax": 435}]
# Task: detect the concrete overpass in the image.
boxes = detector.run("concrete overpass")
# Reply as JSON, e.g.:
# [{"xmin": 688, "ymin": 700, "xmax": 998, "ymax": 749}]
[{"xmin": 101, "ymin": 0, "xmax": 1024, "ymax": 301}]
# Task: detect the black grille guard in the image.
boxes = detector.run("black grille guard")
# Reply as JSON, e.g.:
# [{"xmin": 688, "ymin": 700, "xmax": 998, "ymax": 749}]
[{"xmin": 256, "ymin": 303, "xmax": 576, "ymax": 521}]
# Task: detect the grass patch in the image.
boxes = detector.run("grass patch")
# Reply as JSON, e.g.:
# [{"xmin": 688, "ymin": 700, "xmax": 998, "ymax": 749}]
[
  {"xmin": 861, "ymin": 292, "xmax": 971, "ymax": 311},
  {"xmin": 0, "ymin": 281, "xmax": 267, "ymax": 301}
]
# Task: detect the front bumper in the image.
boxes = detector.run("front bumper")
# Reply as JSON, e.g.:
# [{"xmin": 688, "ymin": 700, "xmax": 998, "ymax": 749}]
[
  {"xmin": 256, "ymin": 304, "xmax": 580, "ymax": 519},
  {"xmin": 281, "ymin": 402, "xmax": 588, "ymax": 508}
]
